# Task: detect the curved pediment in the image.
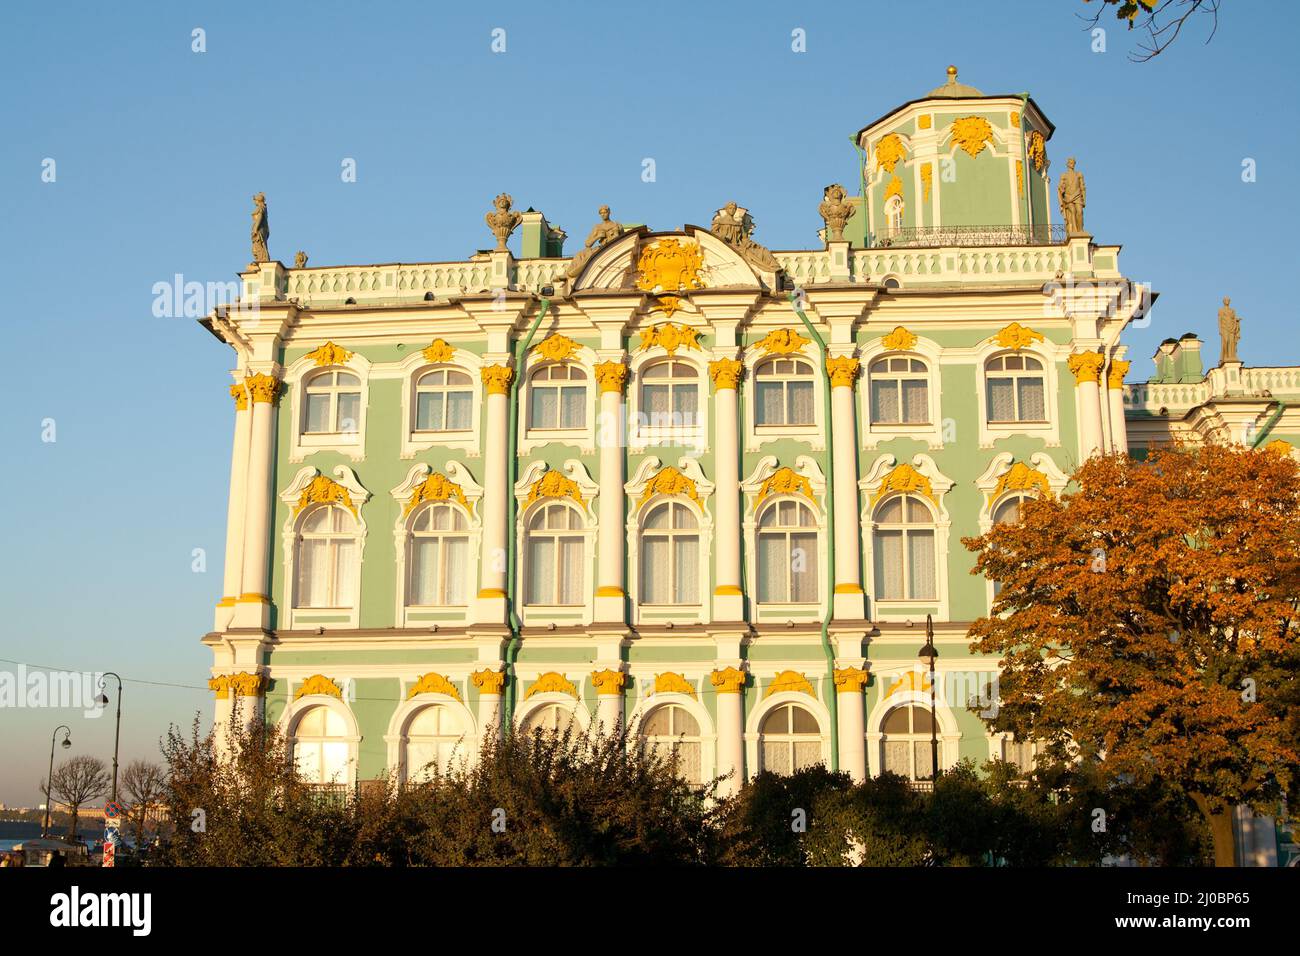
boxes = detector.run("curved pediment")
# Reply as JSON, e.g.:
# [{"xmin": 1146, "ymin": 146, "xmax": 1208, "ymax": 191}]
[{"xmin": 571, "ymin": 226, "xmax": 767, "ymax": 295}]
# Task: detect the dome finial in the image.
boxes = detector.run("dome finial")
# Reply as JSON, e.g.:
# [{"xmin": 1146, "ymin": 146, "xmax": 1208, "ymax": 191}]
[{"xmin": 947, "ymin": 64, "xmax": 958, "ymax": 82}]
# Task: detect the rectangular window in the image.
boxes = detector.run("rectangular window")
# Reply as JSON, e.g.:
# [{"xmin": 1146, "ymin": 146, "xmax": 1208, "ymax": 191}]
[
  {"xmin": 987, "ymin": 378, "xmax": 1015, "ymax": 422},
  {"xmin": 336, "ymin": 393, "xmax": 360, "ymax": 433},
  {"xmin": 557, "ymin": 536, "xmax": 583, "ymax": 604},
  {"xmin": 870, "ymin": 380, "xmax": 900, "ymax": 423},
  {"xmin": 526, "ymin": 538, "xmax": 555, "ymax": 605},
  {"xmin": 674, "ymin": 537, "xmax": 699, "ymax": 604},
  {"xmin": 559, "ymin": 387, "xmax": 585, "ymax": 429},
  {"xmin": 673, "ymin": 386, "xmax": 698, "ymax": 427},
  {"xmin": 757, "ymin": 535, "xmax": 785, "ymax": 602},
  {"xmin": 874, "ymin": 530, "xmax": 904, "ymax": 600},
  {"xmin": 901, "ymin": 379, "xmax": 929, "ymax": 423},
  {"xmin": 642, "ymin": 537, "xmax": 669, "ymax": 604},
  {"xmin": 884, "ymin": 740, "xmax": 910, "ymax": 777},
  {"xmin": 411, "ymin": 538, "xmax": 440, "ymax": 605},
  {"xmin": 415, "ymin": 393, "xmax": 443, "ymax": 431},
  {"xmin": 756, "ymin": 381, "xmax": 784, "ymax": 425},
  {"xmin": 787, "ymin": 381, "xmax": 814, "ymax": 424},
  {"xmin": 907, "ymin": 530, "xmax": 936, "ymax": 600},
  {"xmin": 305, "ymin": 394, "xmax": 331, "ymax": 433},
  {"xmin": 1017, "ymin": 378, "xmax": 1045, "ymax": 421},
  {"xmin": 789, "ymin": 531, "xmax": 818, "ymax": 602},
  {"xmin": 445, "ymin": 391, "xmax": 472, "ymax": 430},
  {"xmin": 443, "ymin": 537, "xmax": 468, "ymax": 605}
]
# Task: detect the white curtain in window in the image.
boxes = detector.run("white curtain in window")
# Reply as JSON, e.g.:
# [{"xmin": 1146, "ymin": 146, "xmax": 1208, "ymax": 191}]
[
  {"xmin": 871, "ymin": 381, "xmax": 899, "ymax": 423},
  {"xmin": 757, "ymin": 534, "xmax": 786, "ymax": 602},
  {"xmin": 446, "ymin": 392, "xmax": 471, "ymax": 430},
  {"xmin": 643, "ymin": 384, "xmax": 670, "ymax": 420},
  {"xmin": 527, "ymin": 537, "xmax": 555, "ymax": 604},
  {"xmin": 902, "ymin": 380, "xmax": 928, "ymax": 423},
  {"xmin": 790, "ymin": 531, "xmax": 817, "ymax": 602},
  {"xmin": 531, "ymin": 389, "xmax": 557, "ymax": 429},
  {"xmin": 560, "ymin": 388, "xmax": 584, "ymax": 428},
  {"xmin": 907, "ymin": 530, "xmax": 936, "ymax": 600},
  {"xmin": 557, "ymin": 537, "xmax": 583, "ymax": 604},
  {"xmin": 874, "ymin": 530, "xmax": 904, "ymax": 600},
  {"xmin": 761, "ymin": 742, "xmax": 790, "ymax": 775},
  {"xmin": 756, "ymin": 382, "xmax": 783, "ymax": 425},
  {"xmin": 642, "ymin": 536, "xmax": 669, "ymax": 604},
  {"xmin": 883, "ymin": 740, "xmax": 910, "ymax": 777},
  {"xmin": 788, "ymin": 381, "xmax": 814, "ymax": 424},
  {"xmin": 337, "ymin": 393, "xmax": 360, "ymax": 432},
  {"xmin": 443, "ymin": 537, "xmax": 468, "ymax": 604},
  {"xmin": 333, "ymin": 540, "xmax": 356, "ymax": 605},
  {"xmin": 793, "ymin": 740, "xmax": 821, "ymax": 771},
  {"xmin": 674, "ymin": 537, "xmax": 699, "ymax": 604},
  {"xmin": 416, "ymin": 392, "xmax": 442, "ymax": 430},
  {"xmin": 914, "ymin": 741, "xmax": 935, "ymax": 778},
  {"xmin": 305, "ymin": 394, "xmax": 331, "ymax": 433},
  {"xmin": 988, "ymin": 378, "xmax": 1015, "ymax": 421},
  {"xmin": 411, "ymin": 538, "xmax": 439, "ymax": 605},
  {"xmin": 1018, "ymin": 378, "xmax": 1045, "ymax": 420}
]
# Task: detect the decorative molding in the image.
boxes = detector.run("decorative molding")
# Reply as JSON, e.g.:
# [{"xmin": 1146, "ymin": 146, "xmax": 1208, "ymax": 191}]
[
  {"xmin": 1027, "ymin": 131, "xmax": 1047, "ymax": 172},
  {"xmin": 527, "ymin": 469, "xmax": 584, "ymax": 506},
  {"xmin": 407, "ymin": 672, "xmax": 462, "ymax": 701},
  {"xmin": 295, "ymin": 674, "xmax": 343, "ymax": 700},
  {"xmin": 594, "ymin": 361, "xmax": 629, "ymax": 393},
  {"xmin": 708, "ymin": 357, "xmax": 743, "ymax": 391},
  {"xmin": 990, "ymin": 322, "xmax": 1045, "ymax": 351},
  {"xmin": 591, "ymin": 669, "xmax": 627, "ymax": 696},
  {"xmin": 534, "ymin": 333, "xmax": 581, "ymax": 363},
  {"xmin": 764, "ymin": 670, "xmax": 815, "ymax": 699},
  {"xmin": 875, "ymin": 133, "xmax": 907, "ymax": 173},
  {"xmin": 471, "ymin": 669, "xmax": 506, "ymax": 696},
  {"xmin": 1009, "ymin": 110, "xmax": 1020, "ymax": 127},
  {"xmin": 885, "ymin": 670, "xmax": 931, "ymax": 698},
  {"xmin": 825, "ymin": 356, "xmax": 860, "ymax": 389},
  {"xmin": 1068, "ymin": 350, "xmax": 1105, "ymax": 385},
  {"xmin": 989, "ymin": 461, "xmax": 1052, "ymax": 503},
  {"xmin": 1107, "ymin": 359, "xmax": 1131, "ymax": 390},
  {"xmin": 208, "ymin": 671, "xmax": 265, "ymax": 699},
  {"xmin": 481, "ymin": 364, "xmax": 515, "ymax": 395},
  {"xmin": 710, "ymin": 667, "xmax": 746, "ymax": 695},
  {"xmin": 1264, "ymin": 439, "xmax": 1293, "ymax": 456},
  {"xmin": 525, "ymin": 672, "xmax": 578, "ymax": 699},
  {"xmin": 753, "ymin": 328, "xmax": 811, "ymax": 356},
  {"xmin": 653, "ymin": 672, "xmax": 698, "ymax": 699},
  {"xmin": 920, "ymin": 163, "xmax": 933, "ymax": 203},
  {"xmin": 295, "ymin": 474, "xmax": 358, "ymax": 517},
  {"xmin": 637, "ymin": 322, "xmax": 702, "ymax": 355},
  {"xmin": 635, "ymin": 238, "xmax": 705, "ymax": 317},
  {"xmin": 229, "ymin": 383, "xmax": 248, "ymax": 411},
  {"xmin": 949, "ymin": 116, "xmax": 993, "ymax": 158},
  {"xmin": 1015, "ymin": 159, "xmax": 1024, "ymax": 197},
  {"xmin": 884, "ymin": 174, "xmax": 904, "ymax": 202},
  {"xmin": 917, "ymin": 114, "xmax": 932, "ymax": 130},
  {"xmin": 305, "ymin": 341, "xmax": 354, "ymax": 367},
  {"xmin": 422, "ymin": 339, "xmax": 455, "ymax": 364},
  {"xmin": 871, "ymin": 461, "xmax": 935, "ymax": 505},
  {"xmin": 637, "ymin": 465, "xmax": 700, "ymax": 505},
  {"xmin": 833, "ymin": 666, "xmax": 869, "ymax": 694},
  {"xmin": 881, "ymin": 326, "xmax": 918, "ymax": 351},
  {"xmin": 404, "ymin": 471, "xmax": 472, "ymax": 516},
  {"xmin": 757, "ymin": 465, "xmax": 815, "ymax": 503},
  {"xmin": 246, "ymin": 372, "xmax": 282, "ymax": 405}
]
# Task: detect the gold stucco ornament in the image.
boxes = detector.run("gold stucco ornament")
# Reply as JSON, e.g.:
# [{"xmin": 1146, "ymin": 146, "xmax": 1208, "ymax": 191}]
[
  {"xmin": 527, "ymin": 469, "xmax": 584, "ymax": 506},
  {"xmin": 229, "ymin": 382, "xmax": 248, "ymax": 411},
  {"xmin": 246, "ymin": 372, "xmax": 282, "ymax": 404},
  {"xmin": 754, "ymin": 328, "xmax": 810, "ymax": 355},
  {"xmin": 295, "ymin": 474, "xmax": 359, "ymax": 517},
  {"xmin": 1027, "ymin": 130, "xmax": 1047, "ymax": 172},
  {"xmin": 594, "ymin": 361, "xmax": 629, "ymax": 394},
  {"xmin": 833, "ymin": 667, "xmax": 869, "ymax": 693},
  {"xmin": 872, "ymin": 462, "xmax": 935, "ymax": 504},
  {"xmin": 1068, "ymin": 350, "xmax": 1105, "ymax": 384},
  {"xmin": 408, "ymin": 672, "xmax": 463, "ymax": 701},
  {"xmin": 990, "ymin": 461, "xmax": 1052, "ymax": 503},
  {"xmin": 653, "ymin": 672, "xmax": 698, "ymax": 699},
  {"xmin": 295, "ymin": 674, "xmax": 344, "ymax": 700},
  {"xmin": 525, "ymin": 672, "xmax": 578, "ymax": 699},
  {"xmin": 638, "ymin": 322, "xmax": 702, "ymax": 355},
  {"xmin": 990, "ymin": 322, "xmax": 1045, "ymax": 351},
  {"xmin": 638, "ymin": 465, "xmax": 701, "ymax": 505},
  {"xmin": 884, "ymin": 174, "xmax": 903, "ymax": 202},
  {"xmin": 764, "ymin": 670, "xmax": 815, "ymax": 698},
  {"xmin": 949, "ymin": 116, "xmax": 993, "ymax": 158},
  {"xmin": 533, "ymin": 333, "xmax": 581, "ymax": 363},
  {"xmin": 306, "ymin": 341, "xmax": 354, "ymax": 367},
  {"xmin": 874, "ymin": 133, "xmax": 907, "ymax": 174},
  {"xmin": 1107, "ymin": 359, "xmax": 1131, "ymax": 390},
  {"xmin": 471, "ymin": 669, "xmax": 507, "ymax": 696},
  {"xmin": 404, "ymin": 471, "xmax": 472, "ymax": 516},
  {"xmin": 757, "ymin": 466, "xmax": 815, "ymax": 503},
  {"xmin": 886, "ymin": 670, "xmax": 931, "ymax": 698},
  {"xmin": 208, "ymin": 671, "xmax": 266, "ymax": 699},
  {"xmin": 708, "ymin": 357, "xmax": 743, "ymax": 391},
  {"xmin": 591, "ymin": 669, "xmax": 627, "ymax": 696},
  {"xmin": 422, "ymin": 339, "xmax": 455, "ymax": 363},
  {"xmin": 710, "ymin": 667, "xmax": 747, "ymax": 694},
  {"xmin": 920, "ymin": 163, "xmax": 933, "ymax": 202},
  {"xmin": 881, "ymin": 326, "xmax": 918, "ymax": 351},
  {"xmin": 635, "ymin": 238, "xmax": 705, "ymax": 316},
  {"xmin": 825, "ymin": 356, "xmax": 860, "ymax": 388},
  {"xmin": 480, "ymin": 365, "xmax": 515, "ymax": 395}
]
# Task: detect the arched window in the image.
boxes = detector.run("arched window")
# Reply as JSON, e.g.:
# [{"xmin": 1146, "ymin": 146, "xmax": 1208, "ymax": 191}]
[
  {"xmin": 754, "ymin": 358, "xmax": 815, "ymax": 426},
  {"xmin": 757, "ymin": 499, "xmax": 819, "ymax": 604},
  {"xmin": 403, "ymin": 704, "xmax": 469, "ymax": 783},
  {"xmin": 1002, "ymin": 736, "xmax": 1035, "ymax": 774},
  {"xmin": 990, "ymin": 493, "xmax": 1032, "ymax": 599},
  {"xmin": 985, "ymin": 354, "xmax": 1046, "ymax": 423},
  {"xmin": 884, "ymin": 195, "xmax": 904, "ymax": 238},
  {"xmin": 303, "ymin": 369, "xmax": 361, "ymax": 434},
  {"xmin": 759, "ymin": 703, "xmax": 822, "ymax": 774},
  {"xmin": 529, "ymin": 365, "xmax": 587, "ymax": 430},
  {"xmin": 641, "ymin": 502, "xmax": 699, "ymax": 605},
  {"xmin": 640, "ymin": 360, "xmax": 699, "ymax": 429},
  {"xmin": 291, "ymin": 705, "xmax": 350, "ymax": 785},
  {"xmin": 408, "ymin": 503, "xmax": 469, "ymax": 607},
  {"xmin": 525, "ymin": 503, "xmax": 584, "ymax": 606},
  {"xmin": 640, "ymin": 704, "xmax": 702, "ymax": 784},
  {"xmin": 294, "ymin": 504, "xmax": 358, "ymax": 608},
  {"xmin": 869, "ymin": 356, "xmax": 929, "ymax": 424},
  {"xmin": 519, "ymin": 702, "xmax": 576, "ymax": 737},
  {"xmin": 414, "ymin": 367, "xmax": 473, "ymax": 432},
  {"xmin": 881, "ymin": 704, "xmax": 938, "ymax": 780},
  {"xmin": 872, "ymin": 494, "xmax": 936, "ymax": 601}
]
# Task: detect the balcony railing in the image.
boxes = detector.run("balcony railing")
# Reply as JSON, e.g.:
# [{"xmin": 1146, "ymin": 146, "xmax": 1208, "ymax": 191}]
[{"xmin": 871, "ymin": 224, "xmax": 1067, "ymax": 249}]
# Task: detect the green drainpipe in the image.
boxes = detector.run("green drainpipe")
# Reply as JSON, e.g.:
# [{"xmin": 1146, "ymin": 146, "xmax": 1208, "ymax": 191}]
[
  {"xmin": 788, "ymin": 291, "xmax": 840, "ymax": 772},
  {"xmin": 502, "ymin": 296, "xmax": 551, "ymax": 731},
  {"xmin": 851, "ymin": 133, "xmax": 869, "ymax": 247},
  {"xmin": 1018, "ymin": 93, "xmax": 1032, "ymax": 233},
  {"xmin": 1250, "ymin": 402, "xmax": 1287, "ymax": 448}
]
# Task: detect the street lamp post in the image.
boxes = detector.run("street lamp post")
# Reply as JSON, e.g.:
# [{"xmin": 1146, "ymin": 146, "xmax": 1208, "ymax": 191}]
[
  {"xmin": 97, "ymin": 672, "xmax": 123, "ymax": 802},
  {"xmin": 43, "ymin": 725, "xmax": 71, "ymax": 838},
  {"xmin": 916, "ymin": 614, "xmax": 939, "ymax": 781}
]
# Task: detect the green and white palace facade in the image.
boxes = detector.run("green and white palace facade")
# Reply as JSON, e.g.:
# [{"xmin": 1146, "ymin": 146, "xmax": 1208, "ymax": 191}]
[{"xmin": 198, "ymin": 68, "xmax": 1300, "ymax": 813}]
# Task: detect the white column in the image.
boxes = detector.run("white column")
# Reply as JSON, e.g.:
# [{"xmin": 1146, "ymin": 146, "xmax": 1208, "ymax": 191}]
[
  {"xmin": 709, "ymin": 358, "xmax": 744, "ymax": 621},
  {"xmin": 232, "ymin": 372, "xmax": 280, "ymax": 629},
  {"xmin": 472, "ymin": 668, "xmax": 505, "ymax": 742},
  {"xmin": 216, "ymin": 381, "xmax": 253, "ymax": 630},
  {"xmin": 827, "ymin": 356, "xmax": 865, "ymax": 619},
  {"xmin": 834, "ymin": 667, "xmax": 868, "ymax": 782},
  {"xmin": 594, "ymin": 362, "xmax": 628, "ymax": 622},
  {"xmin": 476, "ymin": 366, "xmax": 513, "ymax": 623},
  {"xmin": 592, "ymin": 669, "xmax": 626, "ymax": 734},
  {"xmin": 711, "ymin": 667, "xmax": 746, "ymax": 796},
  {"xmin": 1107, "ymin": 358, "xmax": 1130, "ymax": 455},
  {"xmin": 1069, "ymin": 351, "xmax": 1106, "ymax": 460}
]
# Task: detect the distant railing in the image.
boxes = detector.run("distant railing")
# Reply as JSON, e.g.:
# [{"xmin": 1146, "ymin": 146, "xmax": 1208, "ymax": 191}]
[
  {"xmin": 908, "ymin": 779, "xmax": 936, "ymax": 793},
  {"xmin": 872, "ymin": 224, "xmax": 1067, "ymax": 249}
]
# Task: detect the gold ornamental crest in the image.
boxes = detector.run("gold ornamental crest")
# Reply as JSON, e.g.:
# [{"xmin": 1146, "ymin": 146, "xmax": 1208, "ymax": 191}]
[{"xmin": 635, "ymin": 238, "xmax": 704, "ymax": 317}]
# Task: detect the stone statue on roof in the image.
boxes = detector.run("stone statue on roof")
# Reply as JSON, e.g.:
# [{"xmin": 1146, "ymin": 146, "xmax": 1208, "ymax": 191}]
[
  {"xmin": 250, "ymin": 192, "xmax": 270, "ymax": 263},
  {"xmin": 818, "ymin": 184, "xmax": 856, "ymax": 244},
  {"xmin": 1058, "ymin": 157, "xmax": 1086, "ymax": 236},
  {"xmin": 565, "ymin": 205, "xmax": 624, "ymax": 278},
  {"xmin": 485, "ymin": 193, "xmax": 523, "ymax": 251},
  {"xmin": 710, "ymin": 201, "xmax": 781, "ymax": 273},
  {"xmin": 1218, "ymin": 296, "xmax": 1241, "ymax": 365}
]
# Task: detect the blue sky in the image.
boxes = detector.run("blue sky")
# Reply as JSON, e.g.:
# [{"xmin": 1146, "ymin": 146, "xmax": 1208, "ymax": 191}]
[{"xmin": 1, "ymin": 0, "xmax": 1296, "ymax": 806}]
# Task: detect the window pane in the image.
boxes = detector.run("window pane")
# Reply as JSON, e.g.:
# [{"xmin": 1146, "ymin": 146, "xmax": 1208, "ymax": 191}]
[
  {"xmin": 988, "ymin": 378, "xmax": 1015, "ymax": 422},
  {"xmin": 673, "ymin": 385, "xmax": 698, "ymax": 424},
  {"xmin": 642, "ymin": 536, "xmax": 669, "ymax": 604},
  {"xmin": 883, "ymin": 740, "xmax": 910, "ymax": 777},
  {"xmin": 411, "ymin": 538, "xmax": 438, "ymax": 605},
  {"xmin": 874, "ymin": 530, "xmax": 904, "ymax": 600},
  {"xmin": 336, "ymin": 393, "xmax": 360, "ymax": 432},
  {"xmin": 305, "ymin": 393, "xmax": 331, "ymax": 433},
  {"xmin": 333, "ymin": 540, "xmax": 356, "ymax": 605},
  {"xmin": 757, "ymin": 534, "xmax": 786, "ymax": 602},
  {"xmin": 871, "ymin": 380, "xmax": 900, "ymax": 424},
  {"xmin": 674, "ymin": 536, "xmax": 699, "ymax": 604},
  {"xmin": 914, "ymin": 741, "xmax": 935, "ymax": 779},
  {"xmin": 902, "ymin": 379, "xmax": 928, "ymax": 423},
  {"xmin": 297, "ymin": 538, "xmax": 323, "ymax": 606},
  {"xmin": 1018, "ymin": 377, "xmax": 1045, "ymax": 421},
  {"xmin": 761, "ymin": 741, "xmax": 791, "ymax": 776},
  {"xmin": 643, "ymin": 384, "xmax": 670, "ymax": 423},
  {"xmin": 560, "ymin": 387, "xmax": 585, "ymax": 428},
  {"xmin": 527, "ymin": 537, "xmax": 555, "ymax": 604},
  {"xmin": 787, "ymin": 381, "xmax": 814, "ymax": 425},
  {"xmin": 557, "ymin": 536, "xmax": 583, "ymax": 604},
  {"xmin": 791, "ymin": 706, "xmax": 819, "ymax": 733},
  {"xmin": 531, "ymin": 387, "xmax": 557, "ymax": 429},
  {"xmin": 790, "ymin": 532, "xmax": 817, "ymax": 602},
  {"xmin": 793, "ymin": 740, "xmax": 822, "ymax": 772},
  {"xmin": 907, "ymin": 530, "xmax": 935, "ymax": 600},
  {"xmin": 756, "ymin": 381, "xmax": 783, "ymax": 425},
  {"xmin": 416, "ymin": 392, "xmax": 443, "ymax": 431},
  {"xmin": 446, "ymin": 391, "xmax": 472, "ymax": 430}
]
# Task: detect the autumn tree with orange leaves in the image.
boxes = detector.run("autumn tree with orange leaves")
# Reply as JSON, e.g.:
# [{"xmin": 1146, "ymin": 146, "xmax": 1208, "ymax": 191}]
[{"xmin": 965, "ymin": 443, "xmax": 1300, "ymax": 866}]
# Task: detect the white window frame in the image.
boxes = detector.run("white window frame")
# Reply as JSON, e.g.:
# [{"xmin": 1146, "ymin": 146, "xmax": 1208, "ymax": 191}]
[
  {"xmin": 974, "ymin": 452, "xmax": 1070, "ymax": 612},
  {"xmin": 744, "ymin": 341, "xmax": 826, "ymax": 452},
  {"xmin": 869, "ymin": 493, "xmax": 940, "ymax": 603},
  {"xmin": 858, "ymin": 335, "xmax": 943, "ymax": 450},
  {"xmin": 514, "ymin": 693, "xmax": 591, "ymax": 736},
  {"xmin": 286, "ymin": 351, "xmax": 372, "ymax": 463},
  {"xmin": 627, "ymin": 690, "xmax": 716, "ymax": 785},
  {"xmin": 624, "ymin": 457, "xmax": 715, "ymax": 626},
  {"xmin": 975, "ymin": 339, "xmax": 1062, "ymax": 450},
  {"xmin": 513, "ymin": 460, "xmax": 599, "ymax": 626},
  {"xmin": 745, "ymin": 691, "xmax": 832, "ymax": 778},
  {"xmin": 279, "ymin": 465, "xmax": 370, "ymax": 630},
  {"xmin": 279, "ymin": 694, "xmax": 361, "ymax": 788},
  {"xmin": 518, "ymin": 345, "xmax": 598, "ymax": 455},
  {"xmin": 391, "ymin": 348, "xmax": 484, "ymax": 460},
  {"xmin": 741, "ymin": 455, "xmax": 828, "ymax": 623},
  {"xmin": 865, "ymin": 685, "xmax": 960, "ymax": 778},
  {"xmin": 384, "ymin": 691, "xmax": 479, "ymax": 784},
  {"xmin": 627, "ymin": 353, "xmax": 708, "ymax": 454}
]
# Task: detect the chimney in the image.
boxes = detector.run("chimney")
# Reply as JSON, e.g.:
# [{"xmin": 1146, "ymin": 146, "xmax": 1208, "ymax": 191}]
[{"xmin": 1172, "ymin": 333, "xmax": 1203, "ymax": 383}]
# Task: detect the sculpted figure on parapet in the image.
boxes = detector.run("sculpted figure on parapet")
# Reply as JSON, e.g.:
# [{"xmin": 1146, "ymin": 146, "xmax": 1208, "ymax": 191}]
[
  {"xmin": 1058, "ymin": 157, "xmax": 1086, "ymax": 236},
  {"xmin": 1218, "ymin": 296, "xmax": 1242, "ymax": 365},
  {"xmin": 250, "ymin": 192, "xmax": 270, "ymax": 263},
  {"xmin": 710, "ymin": 200, "xmax": 781, "ymax": 272},
  {"xmin": 818, "ymin": 183, "xmax": 856, "ymax": 243},
  {"xmin": 485, "ymin": 192, "xmax": 523, "ymax": 251},
  {"xmin": 565, "ymin": 205, "xmax": 624, "ymax": 278}
]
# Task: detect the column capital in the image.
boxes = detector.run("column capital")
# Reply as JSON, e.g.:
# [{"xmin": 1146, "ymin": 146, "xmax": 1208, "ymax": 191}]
[
  {"xmin": 229, "ymin": 382, "xmax": 249, "ymax": 411},
  {"xmin": 1067, "ymin": 350, "xmax": 1105, "ymax": 385},
  {"xmin": 481, "ymin": 364, "xmax": 515, "ymax": 395},
  {"xmin": 246, "ymin": 372, "xmax": 282, "ymax": 404},
  {"xmin": 833, "ymin": 666, "xmax": 869, "ymax": 693},
  {"xmin": 471, "ymin": 668, "xmax": 507, "ymax": 696},
  {"xmin": 591, "ymin": 668, "xmax": 627, "ymax": 696},
  {"xmin": 708, "ymin": 358, "xmax": 743, "ymax": 391},
  {"xmin": 826, "ymin": 356, "xmax": 860, "ymax": 389},
  {"xmin": 208, "ymin": 671, "xmax": 266, "ymax": 699},
  {"xmin": 1106, "ymin": 358, "xmax": 1131, "ymax": 389},
  {"xmin": 710, "ymin": 666, "xmax": 747, "ymax": 694},
  {"xmin": 594, "ymin": 361, "xmax": 628, "ymax": 394}
]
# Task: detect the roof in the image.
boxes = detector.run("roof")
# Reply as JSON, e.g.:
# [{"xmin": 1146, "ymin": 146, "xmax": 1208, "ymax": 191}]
[
  {"xmin": 854, "ymin": 65, "xmax": 1055, "ymax": 142},
  {"xmin": 926, "ymin": 65, "xmax": 983, "ymax": 98}
]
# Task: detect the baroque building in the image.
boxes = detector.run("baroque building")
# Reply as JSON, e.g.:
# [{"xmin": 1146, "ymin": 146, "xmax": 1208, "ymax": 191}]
[{"xmin": 198, "ymin": 67, "xmax": 1298, "ymax": 835}]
